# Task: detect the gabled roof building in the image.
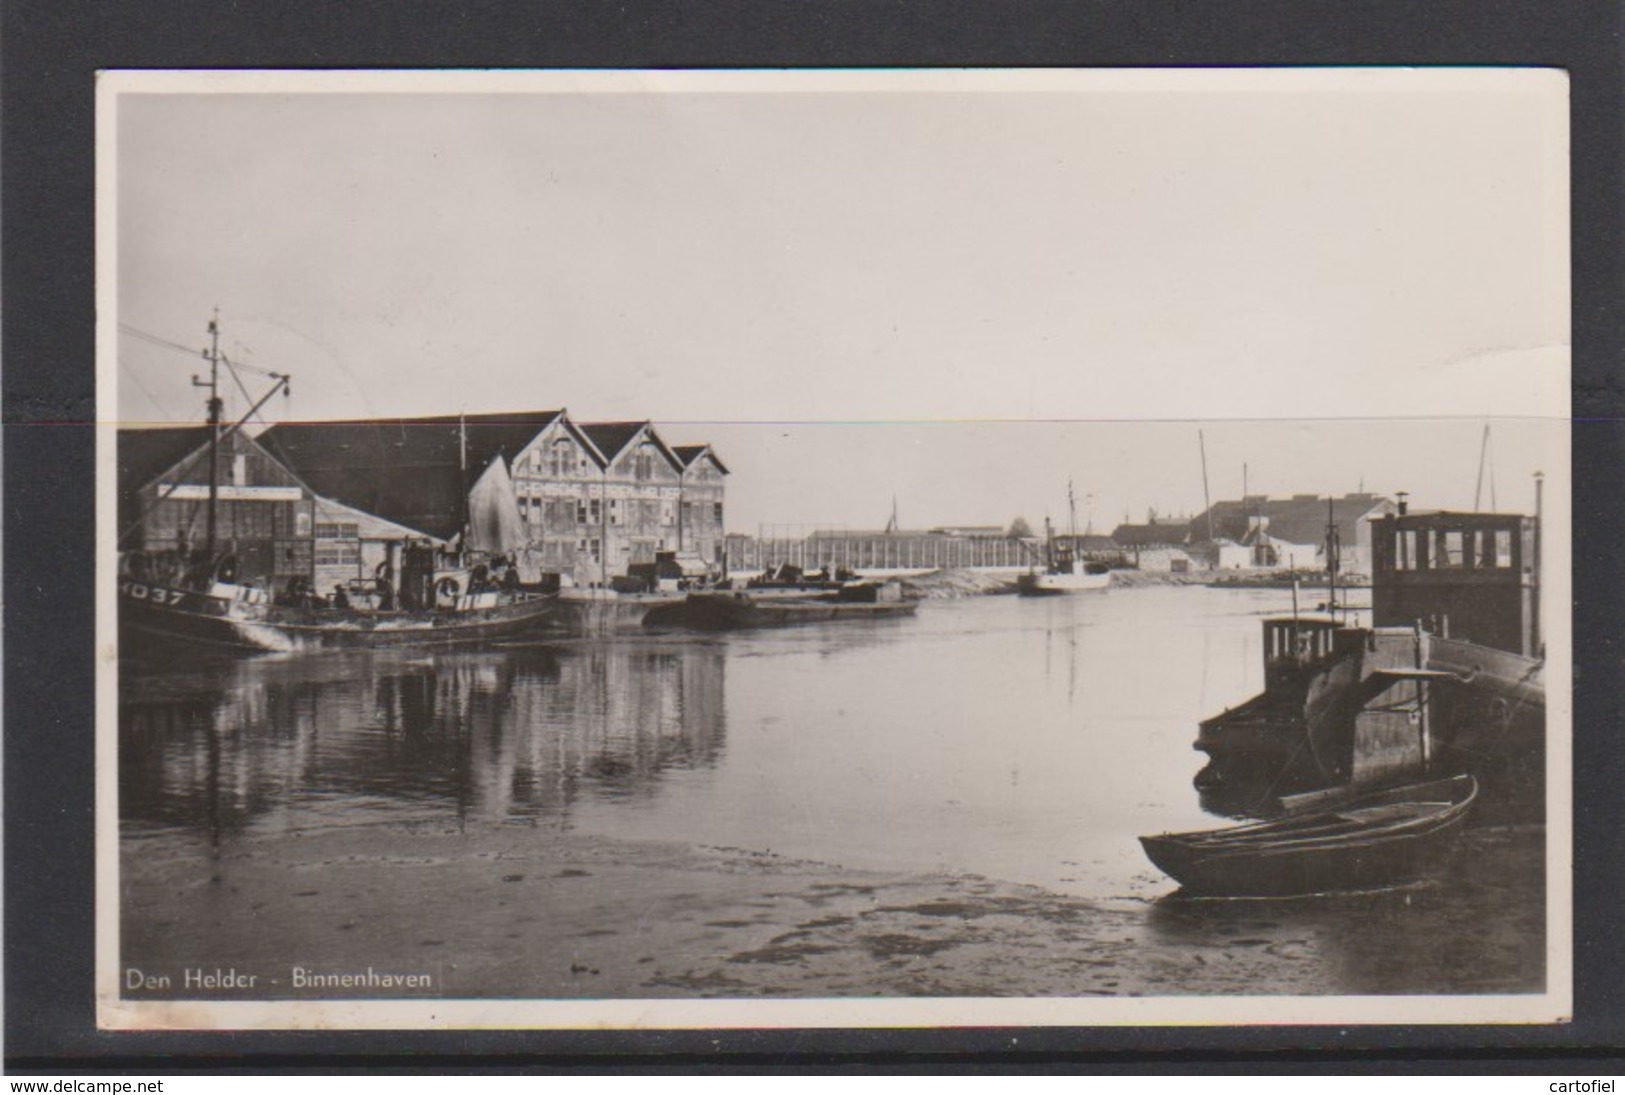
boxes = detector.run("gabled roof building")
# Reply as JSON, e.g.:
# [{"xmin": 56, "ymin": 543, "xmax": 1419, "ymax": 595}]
[
  {"xmin": 123, "ymin": 408, "xmax": 728, "ymax": 591},
  {"xmin": 258, "ymin": 410, "xmax": 565, "ymax": 542},
  {"xmin": 1185, "ymin": 492, "xmax": 1396, "ymax": 573},
  {"xmin": 117, "ymin": 425, "xmax": 320, "ymax": 590}
]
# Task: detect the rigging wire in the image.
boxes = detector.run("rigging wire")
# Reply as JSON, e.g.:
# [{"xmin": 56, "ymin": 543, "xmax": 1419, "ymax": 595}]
[
  {"xmin": 118, "ymin": 323, "xmax": 203, "ymax": 358},
  {"xmin": 119, "ymin": 322, "xmax": 285, "ymax": 378},
  {"xmin": 222, "ymin": 355, "xmax": 257, "ymax": 427},
  {"xmin": 117, "ymin": 360, "xmax": 179, "ymax": 425}
]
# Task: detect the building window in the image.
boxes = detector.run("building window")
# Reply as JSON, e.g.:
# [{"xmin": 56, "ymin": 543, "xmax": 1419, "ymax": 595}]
[
  {"xmin": 713, "ymin": 502, "xmax": 723, "ymax": 525},
  {"xmin": 550, "ymin": 440, "xmax": 573, "ymax": 478},
  {"xmin": 589, "ymin": 499, "xmax": 601, "ymax": 524},
  {"xmin": 576, "ymin": 500, "xmax": 588, "ymax": 525},
  {"xmin": 315, "ymin": 541, "xmax": 360, "ymax": 566},
  {"xmin": 609, "ymin": 499, "xmax": 622, "ymax": 525}
]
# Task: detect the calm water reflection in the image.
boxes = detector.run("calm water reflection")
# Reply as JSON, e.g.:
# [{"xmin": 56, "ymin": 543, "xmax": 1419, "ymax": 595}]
[
  {"xmin": 122, "ymin": 642, "xmax": 727, "ymax": 842},
  {"xmin": 121, "ymin": 587, "xmax": 1364, "ymax": 899}
]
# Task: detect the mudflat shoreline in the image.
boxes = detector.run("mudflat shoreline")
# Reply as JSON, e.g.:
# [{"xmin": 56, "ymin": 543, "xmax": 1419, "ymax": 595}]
[{"xmin": 120, "ymin": 820, "xmax": 1544, "ymax": 1002}]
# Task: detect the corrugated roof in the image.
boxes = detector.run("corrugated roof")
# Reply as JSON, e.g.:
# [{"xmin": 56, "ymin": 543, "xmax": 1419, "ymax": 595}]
[
  {"xmin": 1110, "ymin": 522, "xmax": 1186, "ymax": 547},
  {"xmin": 259, "ymin": 410, "xmax": 562, "ymax": 539},
  {"xmin": 1060, "ymin": 534, "xmax": 1120, "ymax": 553}
]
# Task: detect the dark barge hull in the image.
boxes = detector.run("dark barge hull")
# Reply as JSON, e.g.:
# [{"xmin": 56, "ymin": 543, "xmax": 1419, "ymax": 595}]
[
  {"xmin": 1140, "ymin": 775, "xmax": 1476, "ymax": 897},
  {"xmin": 642, "ymin": 592, "xmax": 918, "ymax": 631},
  {"xmin": 120, "ymin": 580, "xmax": 560, "ymax": 653}
]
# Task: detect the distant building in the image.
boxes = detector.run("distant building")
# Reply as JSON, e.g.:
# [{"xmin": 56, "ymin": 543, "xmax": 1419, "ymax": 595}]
[
  {"xmin": 732, "ymin": 526, "xmax": 1029, "ymax": 571},
  {"xmin": 1109, "ymin": 519, "xmax": 1188, "ymax": 550},
  {"xmin": 927, "ymin": 525, "xmax": 1008, "ymax": 539},
  {"xmin": 1185, "ymin": 493, "xmax": 1395, "ymax": 574},
  {"xmin": 1108, "ymin": 518, "xmax": 1193, "ymax": 573},
  {"xmin": 1194, "ymin": 539, "xmax": 1254, "ymax": 571}
]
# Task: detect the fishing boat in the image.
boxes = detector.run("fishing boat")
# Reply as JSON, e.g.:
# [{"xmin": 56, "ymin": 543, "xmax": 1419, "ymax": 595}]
[
  {"xmin": 119, "ymin": 571, "xmax": 560, "ymax": 653},
  {"xmin": 117, "ymin": 316, "xmax": 559, "ymax": 653},
  {"xmin": 642, "ymin": 581, "xmax": 917, "ymax": 631},
  {"xmin": 1139, "ymin": 774, "xmax": 1477, "ymax": 897},
  {"xmin": 1016, "ymin": 482, "xmax": 1112, "ymax": 596}
]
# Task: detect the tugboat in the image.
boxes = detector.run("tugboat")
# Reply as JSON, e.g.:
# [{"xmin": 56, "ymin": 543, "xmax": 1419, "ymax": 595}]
[
  {"xmin": 1017, "ymin": 482, "xmax": 1112, "ymax": 596},
  {"xmin": 1192, "ymin": 489, "xmax": 1545, "ymax": 816}
]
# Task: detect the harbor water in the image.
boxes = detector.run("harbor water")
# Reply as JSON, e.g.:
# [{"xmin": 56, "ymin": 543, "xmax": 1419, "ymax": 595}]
[{"xmin": 119, "ymin": 586, "xmax": 1547, "ymax": 999}]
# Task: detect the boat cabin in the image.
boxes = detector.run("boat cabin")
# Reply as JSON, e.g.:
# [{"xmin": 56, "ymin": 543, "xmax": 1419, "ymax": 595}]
[
  {"xmin": 1260, "ymin": 616, "xmax": 1345, "ymax": 687},
  {"xmin": 1369, "ymin": 510, "xmax": 1539, "ymax": 656}
]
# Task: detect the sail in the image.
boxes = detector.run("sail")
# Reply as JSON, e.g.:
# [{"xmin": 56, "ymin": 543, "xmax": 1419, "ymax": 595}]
[{"xmin": 465, "ymin": 455, "xmax": 528, "ymax": 555}]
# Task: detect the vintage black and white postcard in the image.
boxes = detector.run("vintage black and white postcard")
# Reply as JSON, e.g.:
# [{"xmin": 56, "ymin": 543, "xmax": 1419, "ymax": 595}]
[{"xmin": 97, "ymin": 68, "xmax": 1572, "ymax": 1029}]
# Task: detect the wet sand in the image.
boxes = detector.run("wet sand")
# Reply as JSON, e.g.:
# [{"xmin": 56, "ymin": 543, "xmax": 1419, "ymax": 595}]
[{"xmin": 120, "ymin": 821, "xmax": 1545, "ymax": 1001}]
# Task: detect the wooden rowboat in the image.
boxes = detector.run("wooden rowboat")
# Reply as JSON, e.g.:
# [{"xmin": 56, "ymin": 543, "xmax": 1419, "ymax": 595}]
[{"xmin": 1139, "ymin": 774, "xmax": 1477, "ymax": 897}]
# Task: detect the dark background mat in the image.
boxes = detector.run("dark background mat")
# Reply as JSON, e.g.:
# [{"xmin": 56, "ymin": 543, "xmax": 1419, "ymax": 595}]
[{"xmin": 5, "ymin": 0, "xmax": 1622, "ymax": 1071}]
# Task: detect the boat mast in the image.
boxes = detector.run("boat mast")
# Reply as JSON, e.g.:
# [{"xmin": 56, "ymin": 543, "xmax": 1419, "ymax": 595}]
[
  {"xmin": 459, "ymin": 412, "xmax": 470, "ymax": 561},
  {"xmin": 1199, "ymin": 430, "xmax": 1215, "ymax": 544},
  {"xmin": 191, "ymin": 310, "xmax": 224, "ymax": 560},
  {"xmin": 1532, "ymin": 470, "xmax": 1543, "ymax": 656},
  {"xmin": 1325, "ymin": 495, "xmax": 1339, "ymax": 618},
  {"xmin": 120, "ymin": 318, "xmax": 290, "ymax": 551}
]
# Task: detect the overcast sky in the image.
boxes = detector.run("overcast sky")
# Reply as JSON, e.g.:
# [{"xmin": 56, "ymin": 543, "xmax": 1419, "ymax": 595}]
[{"xmin": 106, "ymin": 70, "xmax": 1570, "ymax": 530}]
